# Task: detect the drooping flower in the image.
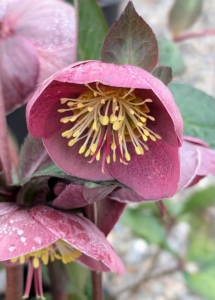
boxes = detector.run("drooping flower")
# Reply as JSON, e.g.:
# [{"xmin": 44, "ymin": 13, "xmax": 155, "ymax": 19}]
[
  {"xmin": 0, "ymin": 0, "xmax": 77, "ymax": 113},
  {"xmin": 108, "ymin": 136, "xmax": 215, "ymax": 203},
  {"xmin": 0, "ymin": 203, "xmax": 124, "ymax": 299},
  {"xmin": 27, "ymin": 61, "xmax": 183, "ymax": 200}
]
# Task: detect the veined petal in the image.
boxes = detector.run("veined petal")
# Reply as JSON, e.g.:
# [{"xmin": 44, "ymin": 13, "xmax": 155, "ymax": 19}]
[
  {"xmin": 0, "ymin": 36, "xmax": 39, "ymax": 113},
  {"xmin": 0, "ymin": 203, "xmax": 124, "ymax": 274},
  {"xmin": 31, "ymin": 205, "xmax": 124, "ymax": 274}
]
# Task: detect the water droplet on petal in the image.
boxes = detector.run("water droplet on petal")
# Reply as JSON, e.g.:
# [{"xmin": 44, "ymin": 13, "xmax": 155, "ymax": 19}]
[
  {"xmin": 9, "ymin": 245, "xmax": 16, "ymax": 252},
  {"xmin": 34, "ymin": 236, "xmax": 42, "ymax": 245},
  {"xmin": 17, "ymin": 230, "xmax": 23, "ymax": 236},
  {"xmin": 20, "ymin": 237, "xmax": 27, "ymax": 243}
]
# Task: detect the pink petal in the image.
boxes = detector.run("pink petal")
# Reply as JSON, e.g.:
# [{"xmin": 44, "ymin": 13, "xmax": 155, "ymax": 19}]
[
  {"xmin": 4, "ymin": 0, "xmax": 77, "ymax": 83},
  {"xmin": 177, "ymin": 140, "xmax": 199, "ymax": 190},
  {"xmin": 108, "ymin": 138, "xmax": 180, "ymax": 200},
  {"xmin": 31, "ymin": 206, "xmax": 125, "ymax": 274},
  {"xmin": 179, "ymin": 137, "xmax": 215, "ymax": 190},
  {"xmin": 108, "ymin": 187, "xmax": 153, "ymax": 203},
  {"xmin": 43, "ymin": 119, "xmax": 113, "ymax": 180},
  {"xmin": 52, "ymin": 183, "xmax": 87, "ymax": 209},
  {"xmin": 1, "ymin": 0, "xmax": 77, "ymax": 112},
  {"xmin": 0, "ymin": 203, "xmax": 57, "ymax": 261},
  {"xmin": 96, "ymin": 196, "xmax": 126, "ymax": 236},
  {"xmin": 18, "ymin": 135, "xmax": 52, "ymax": 180},
  {"xmin": 27, "ymin": 60, "xmax": 182, "ymax": 143},
  {"xmin": 0, "ymin": 203, "xmax": 124, "ymax": 274},
  {"xmin": 0, "ymin": 36, "xmax": 39, "ymax": 113},
  {"xmin": 82, "ymin": 185, "xmax": 117, "ymax": 204},
  {"xmin": 53, "ymin": 183, "xmax": 117, "ymax": 209}
]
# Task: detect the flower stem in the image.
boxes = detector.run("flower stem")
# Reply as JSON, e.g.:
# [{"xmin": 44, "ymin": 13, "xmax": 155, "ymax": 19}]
[
  {"xmin": 6, "ymin": 265, "xmax": 23, "ymax": 300},
  {"xmin": 48, "ymin": 260, "xmax": 68, "ymax": 300},
  {"xmin": 92, "ymin": 271, "xmax": 103, "ymax": 300},
  {"xmin": 83, "ymin": 203, "xmax": 103, "ymax": 300},
  {"xmin": 173, "ymin": 29, "xmax": 215, "ymax": 42}
]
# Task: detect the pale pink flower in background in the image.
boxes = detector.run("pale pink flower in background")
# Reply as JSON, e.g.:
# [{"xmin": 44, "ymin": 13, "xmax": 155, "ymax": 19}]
[{"xmin": 0, "ymin": 0, "xmax": 77, "ymax": 113}]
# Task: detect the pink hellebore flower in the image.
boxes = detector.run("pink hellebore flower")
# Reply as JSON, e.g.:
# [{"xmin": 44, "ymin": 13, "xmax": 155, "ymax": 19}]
[
  {"xmin": 0, "ymin": 0, "xmax": 77, "ymax": 113},
  {"xmin": 27, "ymin": 61, "xmax": 183, "ymax": 200},
  {"xmin": 0, "ymin": 203, "xmax": 124, "ymax": 299}
]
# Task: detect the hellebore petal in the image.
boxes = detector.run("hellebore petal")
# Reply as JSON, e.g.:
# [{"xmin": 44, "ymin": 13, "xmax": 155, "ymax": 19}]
[
  {"xmin": 27, "ymin": 61, "xmax": 183, "ymax": 200},
  {"xmin": 0, "ymin": 203, "xmax": 124, "ymax": 275},
  {"xmin": 53, "ymin": 182, "xmax": 116, "ymax": 209},
  {"xmin": 179, "ymin": 136, "xmax": 215, "ymax": 190},
  {"xmin": 96, "ymin": 196, "xmax": 126, "ymax": 236},
  {"xmin": 0, "ymin": 0, "xmax": 77, "ymax": 113},
  {"xmin": 0, "ymin": 36, "xmax": 39, "ymax": 112},
  {"xmin": 18, "ymin": 134, "xmax": 52, "ymax": 181},
  {"xmin": 113, "ymin": 136, "xmax": 215, "ymax": 202}
]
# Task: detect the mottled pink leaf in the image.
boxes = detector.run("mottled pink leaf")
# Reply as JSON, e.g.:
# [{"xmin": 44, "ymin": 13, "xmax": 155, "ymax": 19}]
[{"xmin": 101, "ymin": 1, "xmax": 158, "ymax": 71}]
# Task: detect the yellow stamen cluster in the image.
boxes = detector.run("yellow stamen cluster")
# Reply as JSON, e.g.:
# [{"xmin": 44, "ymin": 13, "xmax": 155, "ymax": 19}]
[
  {"xmin": 10, "ymin": 239, "xmax": 81, "ymax": 268},
  {"xmin": 58, "ymin": 82, "xmax": 161, "ymax": 169}
]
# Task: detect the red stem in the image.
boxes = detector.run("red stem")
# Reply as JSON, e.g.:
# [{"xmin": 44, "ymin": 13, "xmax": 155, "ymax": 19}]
[
  {"xmin": 92, "ymin": 271, "xmax": 103, "ymax": 300},
  {"xmin": 48, "ymin": 260, "xmax": 68, "ymax": 300},
  {"xmin": 173, "ymin": 29, "xmax": 215, "ymax": 42},
  {"xmin": 6, "ymin": 265, "xmax": 23, "ymax": 300},
  {"xmin": 83, "ymin": 204, "xmax": 103, "ymax": 300}
]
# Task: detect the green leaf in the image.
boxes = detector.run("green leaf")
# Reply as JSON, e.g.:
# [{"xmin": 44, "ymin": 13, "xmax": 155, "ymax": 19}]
[
  {"xmin": 66, "ymin": 262, "xmax": 91, "ymax": 300},
  {"xmin": 169, "ymin": 0, "xmax": 203, "ymax": 37},
  {"xmin": 152, "ymin": 66, "xmax": 173, "ymax": 85},
  {"xmin": 181, "ymin": 186, "xmax": 215, "ymax": 215},
  {"xmin": 184, "ymin": 262, "xmax": 215, "ymax": 300},
  {"xmin": 77, "ymin": 0, "xmax": 108, "ymax": 60},
  {"xmin": 101, "ymin": 1, "xmax": 158, "ymax": 71},
  {"xmin": 169, "ymin": 83, "xmax": 215, "ymax": 148},
  {"xmin": 186, "ymin": 214, "xmax": 215, "ymax": 263},
  {"xmin": 20, "ymin": 164, "xmax": 73, "ymax": 184},
  {"xmin": 158, "ymin": 36, "xmax": 185, "ymax": 75},
  {"xmin": 120, "ymin": 207, "xmax": 166, "ymax": 245}
]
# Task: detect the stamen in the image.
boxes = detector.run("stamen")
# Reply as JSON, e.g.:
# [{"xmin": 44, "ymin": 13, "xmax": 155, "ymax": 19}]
[{"xmin": 58, "ymin": 83, "xmax": 161, "ymax": 169}]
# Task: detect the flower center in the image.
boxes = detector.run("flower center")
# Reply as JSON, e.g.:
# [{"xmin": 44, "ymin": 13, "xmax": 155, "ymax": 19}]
[
  {"xmin": 58, "ymin": 82, "xmax": 161, "ymax": 172},
  {"xmin": 10, "ymin": 239, "xmax": 81, "ymax": 299}
]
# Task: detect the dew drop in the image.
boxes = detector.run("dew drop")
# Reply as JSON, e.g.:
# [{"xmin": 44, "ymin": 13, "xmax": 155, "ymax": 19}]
[
  {"xmin": 9, "ymin": 219, "xmax": 14, "ymax": 224},
  {"xmin": 34, "ymin": 236, "xmax": 42, "ymax": 245},
  {"xmin": 17, "ymin": 230, "xmax": 23, "ymax": 236},
  {"xmin": 9, "ymin": 245, "xmax": 16, "ymax": 252},
  {"xmin": 20, "ymin": 237, "xmax": 27, "ymax": 243}
]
